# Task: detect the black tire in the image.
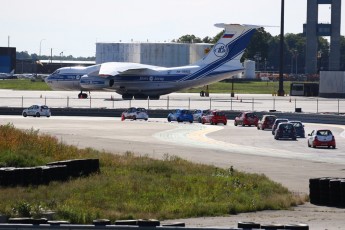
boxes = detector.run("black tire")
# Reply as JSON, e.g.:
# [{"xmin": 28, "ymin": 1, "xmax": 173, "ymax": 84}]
[
  {"xmin": 333, "ymin": 145, "xmax": 336, "ymax": 149},
  {"xmin": 189, "ymin": 120, "xmax": 193, "ymax": 123},
  {"xmin": 238, "ymin": 222, "xmax": 261, "ymax": 229},
  {"xmin": 36, "ymin": 112, "xmax": 40, "ymax": 117},
  {"xmin": 198, "ymin": 117, "xmax": 202, "ymax": 123},
  {"xmin": 23, "ymin": 112, "xmax": 27, "ymax": 117},
  {"xmin": 308, "ymin": 142, "xmax": 311, "ymax": 147},
  {"xmin": 234, "ymin": 121, "xmax": 237, "ymax": 126},
  {"xmin": 133, "ymin": 116, "xmax": 136, "ymax": 120},
  {"xmin": 167, "ymin": 117, "xmax": 171, "ymax": 122}
]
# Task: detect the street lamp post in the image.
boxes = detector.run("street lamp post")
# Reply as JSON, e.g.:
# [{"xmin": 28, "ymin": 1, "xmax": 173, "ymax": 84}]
[{"xmin": 39, "ymin": 39, "xmax": 46, "ymax": 57}]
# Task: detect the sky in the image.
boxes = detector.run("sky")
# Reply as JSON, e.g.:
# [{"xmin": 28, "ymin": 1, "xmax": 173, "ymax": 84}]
[{"xmin": 1, "ymin": 0, "xmax": 344, "ymax": 58}]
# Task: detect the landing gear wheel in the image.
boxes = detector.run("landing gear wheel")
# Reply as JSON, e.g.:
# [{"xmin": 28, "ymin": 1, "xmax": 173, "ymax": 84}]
[{"xmin": 78, "ymin": 92, "xmax": 88, "ymax": 99}]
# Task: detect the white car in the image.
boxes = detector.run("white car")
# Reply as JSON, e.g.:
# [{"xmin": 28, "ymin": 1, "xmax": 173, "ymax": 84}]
[
  {"xmin": 22, "ymin": 105, "xmax": 51, "ymax": 117},
  {"xmin": 121, "ymin": 107, "xmax": 148, "ymax": 120},
  {"xmin": 307, "ymin": 129, "xmax": 336, "ymax": 149},
  {"xmin": 192, "ymin": 109, "xmax": 209, "ymax": 123}
]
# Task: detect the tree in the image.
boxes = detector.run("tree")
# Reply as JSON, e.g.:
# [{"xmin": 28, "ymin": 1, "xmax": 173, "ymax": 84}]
[{"xmin": 177, "ymin": 35, "xmax": 202, "ymax": 43}]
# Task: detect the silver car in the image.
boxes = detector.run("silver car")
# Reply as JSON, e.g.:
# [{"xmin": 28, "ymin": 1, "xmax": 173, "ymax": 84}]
[{"xmin": 22, "ymin": 105, "xmax": 51, "ymax": 117}]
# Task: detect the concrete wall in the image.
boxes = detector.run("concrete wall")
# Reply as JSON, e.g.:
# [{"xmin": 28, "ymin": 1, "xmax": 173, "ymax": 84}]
[{"xmin": 319, "ymin": 71, "xmax": 345, "ymax": 98}]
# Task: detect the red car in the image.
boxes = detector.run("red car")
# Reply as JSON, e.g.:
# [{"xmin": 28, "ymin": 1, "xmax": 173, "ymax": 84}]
[
  {"xmin": 234, "ymin": 112, "xmax": 259, "ymax": 127},
  {"xmin": 201, "ymin": 110, "xmax": 227, "ymax": 125}
]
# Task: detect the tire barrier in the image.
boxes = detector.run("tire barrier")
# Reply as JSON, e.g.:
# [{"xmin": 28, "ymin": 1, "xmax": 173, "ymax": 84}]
[
  {"xmin": 238, "ymin": 222, "xmax": 308, "ymax": 229},
  {"xmin": 309, "ymin": 177, "xmax": 345, "ymax": 208},
  {"xmin": 0, "ymin": 159, "xmax": 99, "ymax": 187},
  {"xmin": 8, "ymin": 218, "xmax": 47, "ymax": 225},
  {"xmin": 92, "ymin": 219, "xmax": 111, "ymax": 226}
]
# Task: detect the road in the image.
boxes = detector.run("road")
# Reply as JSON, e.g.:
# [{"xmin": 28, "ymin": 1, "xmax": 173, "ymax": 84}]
[{"xmin": 1, "ymin": 115, "xmax": 345, "ymax": 229}]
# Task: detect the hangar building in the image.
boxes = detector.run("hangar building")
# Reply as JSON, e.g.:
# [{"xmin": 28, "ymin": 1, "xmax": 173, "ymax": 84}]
[
  {"xmin": 96, "ymin": 42, "xmax": 212, "ymax": 67},
  {"xmin": 0, "ymin": 47, "xmax": 16, "ymax": 73}
]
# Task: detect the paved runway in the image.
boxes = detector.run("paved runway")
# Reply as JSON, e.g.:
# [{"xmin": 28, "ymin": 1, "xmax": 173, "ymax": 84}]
[{"xmin": 1, "ymin": 89, "xmax": 345, "ymax": 114}]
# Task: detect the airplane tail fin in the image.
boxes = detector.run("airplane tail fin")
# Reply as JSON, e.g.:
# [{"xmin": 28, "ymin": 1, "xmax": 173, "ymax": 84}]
[
  {"xmin": 194, "ymin": 24, "xmax": 259, "ymax": 68},
  {"xmin": 10, "ymin": 69, "xmax": 15, "ymax": 76}
]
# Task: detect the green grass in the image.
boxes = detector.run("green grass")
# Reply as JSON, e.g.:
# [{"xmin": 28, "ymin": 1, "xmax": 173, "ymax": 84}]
[
  {"xmin": 0, "ymin": 79, "xmax": 51, "ymax": 90},
  {"xmin": 180, "ymin": 81, "xmax": 292, "ymax": 94},
  {"xmin": 0, "ymin": 123, "xmax": 306, "ymax": 223},
  {"xmin": 0, "ymin": 79, "xmax": 293, "ymax": 94}
]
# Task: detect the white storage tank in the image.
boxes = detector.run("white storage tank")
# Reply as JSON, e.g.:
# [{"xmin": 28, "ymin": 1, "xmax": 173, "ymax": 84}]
[{"xmin": 243, "ymin": 60, "xmax": 256, "ymax": 79}]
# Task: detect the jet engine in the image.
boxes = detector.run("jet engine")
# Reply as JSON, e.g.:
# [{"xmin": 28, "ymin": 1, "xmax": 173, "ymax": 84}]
[{"xmin": 79, "ymin": 75, "xmax": 112, "ymax": 90}]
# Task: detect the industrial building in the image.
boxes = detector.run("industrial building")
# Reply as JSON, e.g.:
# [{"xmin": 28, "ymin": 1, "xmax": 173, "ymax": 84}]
[
  {"xmin": 96, "ymin": 42, "xmax": 212, "ymax": 67},
  {"xmin": 0, "ymin": 47, "xmax": 16, "ymax": 73}
]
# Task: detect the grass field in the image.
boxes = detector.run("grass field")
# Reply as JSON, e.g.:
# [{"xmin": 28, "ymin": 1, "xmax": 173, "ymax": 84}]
[
  {"xmin": 0, "ymin": 123, "xmax": 305, "ymax": 223},
  {"xmin": 0, "ymin": 79, "xmax": 292, "ymax": 94}
]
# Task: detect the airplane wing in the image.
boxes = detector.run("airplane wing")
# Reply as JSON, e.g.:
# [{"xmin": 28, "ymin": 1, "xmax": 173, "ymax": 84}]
[{"xmin": 98, "ymin": 62, "xmax": 161, "ymax": 76}]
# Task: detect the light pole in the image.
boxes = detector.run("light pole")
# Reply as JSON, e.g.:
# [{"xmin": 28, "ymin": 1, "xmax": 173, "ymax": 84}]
[
  {"xmin": 60, "ymin": 51, "xmax": 64, "ymax": 66},
  {"xmin": 39, "ymin": 39, "xmax": 46, "ymax": 57}
]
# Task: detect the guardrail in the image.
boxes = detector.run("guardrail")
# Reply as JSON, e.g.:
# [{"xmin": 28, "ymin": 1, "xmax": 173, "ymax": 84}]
[{"xmin": 0, "ymin": 95, "xmax": 344, "ymax": 114}]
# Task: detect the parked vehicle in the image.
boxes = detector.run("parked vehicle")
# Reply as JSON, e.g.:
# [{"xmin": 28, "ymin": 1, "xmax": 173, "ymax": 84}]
[
  {"xmin": 234, "ymin": 112, "xmax": 258, "ymax": 127},
  {"xmin": 307, "ymin": 129, "xmax": 336, "ymax": 148},
  {"xmin": 22, "ymin": 105, "xmax": 51, "ymax": 117},
  {"xmin": 201, "ymin": 110, "xmax": 227, "ymax": 125},
  {"xmin": 257, "ymin": 115, "xmax": 277, "ymax": 130},
  {"xmin": 192, "ymin": 109, "xmax": 209, "ymax": 123},
  {"xmin": 289, "ymin": 121, "xmax": 305, "ymax": 138},
  {"xmin": 274, "ymin": 122, "xmax": 297, "ymax": 140},
  {"xmin": 272, "ymin": 118, "xmax": 289, "ymax": 135},
  {"xmin": 121, "ymin": 107, "xmax": 148, "ymax": 120},
  {"xmin": 167, "ymin": 109, "xmax": 193, "ymax": 123}
]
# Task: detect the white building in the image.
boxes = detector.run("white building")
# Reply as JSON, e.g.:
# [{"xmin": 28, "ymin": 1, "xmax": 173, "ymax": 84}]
[{"xmin": 96, "ymin": 42, "xmax": 212, "ymax": 67}]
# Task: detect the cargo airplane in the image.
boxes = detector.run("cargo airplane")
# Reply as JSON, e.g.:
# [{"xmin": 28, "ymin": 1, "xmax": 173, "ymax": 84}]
[{"xmin": 45, "ymin": 23, "xmax": 259, "ymax": 99}]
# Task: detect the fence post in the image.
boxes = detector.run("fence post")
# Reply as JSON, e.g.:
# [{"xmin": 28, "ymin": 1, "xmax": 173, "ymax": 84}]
[
  {"xmin": 21, "ymin": 96, "xmax": 24, "ymax": 108},
  {"xmin": 338, "ymin": 99, "xmax": 340, "ymax": 115},
  {"xmin": 167, "ymin": 96, "xmax": 169, "ymax": 110},
  {"xmin": 148, "ymin": 97, "xmax": 150, "ymax": 110},
  {"xmin": 188, "ymin": 98, "xmax": 190, "ymax": 110},
  {"xmin": 112, "ymin": 99, "xmax": 114, "ymax": 109},
  {"xmin": 45, "ymin": 96, "xmax": 47, "ymax": 105},
  {"xmin": 294, "ymin": 98, "xmax": 296, "ymax": 111},
  {"xmin": 273, "ymin": 98, "xmax": 275, "ymax": 110},
  {"xmin": 230, "ymin": 97, "xmax": 233, "ymax": 110},
  {"xmin": 209, "ymin": 97, "xmax": 212, "ymax": 110},
  {"xmin": 252, "ymin": 98, "xmax": 254, "ymax": 111},
  {"xmin": 316, "ymin": 98, "xmax": 318, "ymax": 114},
  {"xmin": 67, "ymin": 96, "xmax": 69, "ymax": 108},
  {"xmin": 89, "ymin": 96, "xmax": 92, "ymax": 108},
  {"xmin": 129, "ymin": 99, "xmax": 132, "ymax": 108}
]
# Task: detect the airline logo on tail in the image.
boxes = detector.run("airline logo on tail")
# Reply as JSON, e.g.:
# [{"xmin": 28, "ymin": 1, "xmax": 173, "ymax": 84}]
[{"xmin": 214, "ymin": 43, "xmax": 228, "ymax": 57}]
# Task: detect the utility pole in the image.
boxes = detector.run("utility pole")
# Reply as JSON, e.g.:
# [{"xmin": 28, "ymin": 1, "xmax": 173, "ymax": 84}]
[{"xmin": 277, "ymin": 0, "xmax": 285, "ymax": 96}]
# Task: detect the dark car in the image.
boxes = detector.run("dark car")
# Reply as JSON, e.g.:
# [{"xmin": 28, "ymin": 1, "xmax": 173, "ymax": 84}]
[
  {"xmin": 272, "ymin": 118, "xmax": 289, "ymax": 135},
  {"xmin": 167, "ymin": 109, "xmax": 193, "ymax": 123},
  {"xmin": 289, "ymin": 121, "xmax": 305, "ymax": 138},
  {"xmin": 257, "ymin": 115, "xmax": 277, "ymax": 130},
  {"xmin": 201, "ymin": 110, "xmax": 227, "ymax": 125},
  {"xmin": 234, "ymin": 112, "xmax": 259, "ymax": 127},
  {"xmin": 274, "ymin": 122, "xmax": 297, "ymax": 140}
]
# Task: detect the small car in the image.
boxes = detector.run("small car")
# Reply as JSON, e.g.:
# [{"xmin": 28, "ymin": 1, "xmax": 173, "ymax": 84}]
[
  {"xmin": 22, "ymin": 105, "xmax": 51, "ymax": 117},
  {"xmin": 272, "ymin": 118, "xmax": 289, "ymax": 135},
  {"xmin": 257, "ymin": 115, "xmax": 277, "ymax": 130},
  {"xmin": 201, "ymin": 110, "xmax": 227, "ymax": 125},
  {"xmin": 167, "ymin": 109, "xmax": 193, "ymax": 123},
  {"xmin": 274, "ymin": 122, "xmax": 297, "ymax": 140},
  {"xmin": 234, "ymin": 112, "xmax": 258, "ymax": 127},
  {"xmin": 289, "ymin": 121, "xmax": 305, "ymax": 138},
  {"xmin": 121, "ymin": 107, "xmax": 148, "ymax": 120},
  {"xmin": 307, "ymin": 129, "xmax": 336, "ymax": 149},
  {"xmin": 192, "ymin": 109, "xmax": 209, "ymax": 123}
]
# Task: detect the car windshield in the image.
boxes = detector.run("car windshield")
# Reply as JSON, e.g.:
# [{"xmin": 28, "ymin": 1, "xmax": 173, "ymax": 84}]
[
  {"xmin": 246, "ymin": 113, "xmax": 257, "ymax": 118},
  {"xmin": 317, "ymin": 130, "xmax": 332, "ymax": 136},
  {"xmin": 181, "ymin": 110, "xmax": 190, "ymax": 114},
  {"xmin": 137, "ymin": 108, "xmax": 146, "ymax": 112},
  {"xmin": 215, "ymin": 112, "xmax": 225, "ymax": 116},
  {"xmin": 41, "ymin": 105, "xmax": 49, "ymax": 109},
  {"xmin": 291, "ymin": 122, "xmax": 302, "ymax": 127},
  {"xmin": 279, "ymin": 124, "xmax": 293, "ymax": 130},
  {"xmin": 266, "ymin": 116, "xmax": 276, "ymax": 121}
]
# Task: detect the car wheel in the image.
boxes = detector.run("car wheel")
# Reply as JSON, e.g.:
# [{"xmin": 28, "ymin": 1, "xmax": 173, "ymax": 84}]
[
  {"xmin": 234, "ymin": 121, "xmax": 237, "ymax": 126},
  {"xmin": 23, "ymin": 112, "xmax": 27, "ymax": 117},
  {"xmin": 133, "ymin": 116, "xmax": 136, "ymax": 120},
  {"xmin": 177, "ymin": 118, "xmax": 181, "ymax": 122},
  {"xmin": 308, "ymin": 142, "xmax": 311, "ymax": 147},
  {"xmin": 275, "ymin": 136, "xmax": 279, "ymax": 140},
  {"xmin": 202, "ymin": 120, "xmax": 205, "ymax": 124},
  {"xmin": 224, "ymin": 122, "xmax": 227, "ymax": 125},
  {"xmin": 47, "ymin": 115, "xmax": 50, "ymax": 118},
  {"xmin": 198, "ymin": 118, "xmax": 202, "ymax": 123},
  {"xmin": 333, "ymin": 145, "xmax": 336, "ymax": 149},
  {"xmin": 292, "ymin": 137, "xmax": 296, "ymax": 140},
  {"xmin": 189, "ymin": 120, "xmax": 193, "ymax": 123},
  {"xmin": 261, "ymin": 126, "xmax": 265, "ymax": 130},
  {"xmin": 36, "ymin": 112, "xmax": 40, "ymax": 117},
  {"xmin": 312, "ymin": 143, "xmax": 316, "ymax": 148},
  {"xmin": 167, "ymin": 117, "xmax": 171, "ymax": 122}
]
